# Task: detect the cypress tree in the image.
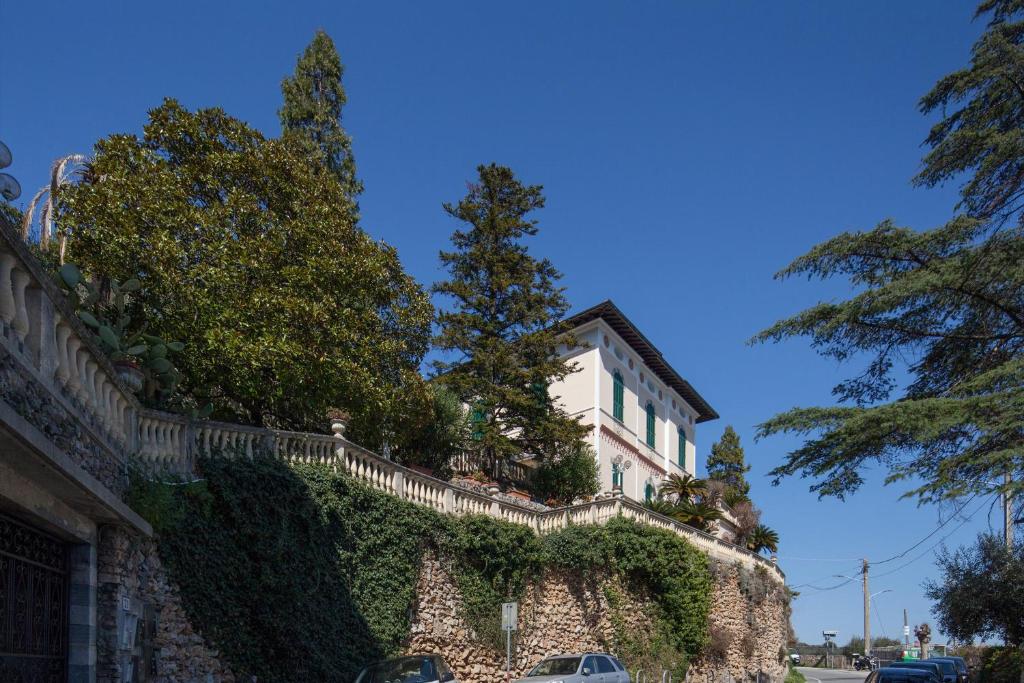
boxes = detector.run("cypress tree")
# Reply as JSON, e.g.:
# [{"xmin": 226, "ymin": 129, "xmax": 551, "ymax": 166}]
[
  {"xmin": 433, "ymin": 164, "xmax": 591, "ymax": 479},
  {"xmin": 279, "ymin": 30, "xmax": 362, "ymax": 215},
  {"xmin": 706, "ymin": 426, "xmax": 751, "ymax": 496}
]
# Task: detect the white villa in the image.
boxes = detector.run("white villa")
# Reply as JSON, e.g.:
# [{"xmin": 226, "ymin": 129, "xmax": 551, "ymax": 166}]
[{"xmin": 553, "ymin": 300, "xmax": 719, "ymax": 503}]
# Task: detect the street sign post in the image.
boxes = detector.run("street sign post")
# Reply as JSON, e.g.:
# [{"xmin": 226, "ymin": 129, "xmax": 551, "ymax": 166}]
[{"xmin": 502, "ymin": 602, "xmax": 518, "ymax": 683}]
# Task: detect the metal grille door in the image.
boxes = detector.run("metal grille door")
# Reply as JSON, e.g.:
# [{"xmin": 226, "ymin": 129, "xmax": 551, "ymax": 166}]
[{"xmin": 0, "ymin": 512, "xmax": 68, "ymax": 682}]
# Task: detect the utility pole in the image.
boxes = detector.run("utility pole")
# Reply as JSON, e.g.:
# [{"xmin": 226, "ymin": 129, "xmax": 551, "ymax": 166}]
[
  {"xmin": 1004, "ymin": 470, "xmax": 1014, "ymax": 549},
  {"xmin": 863, "ymin": 559, "xmax": 871, "ymax": 658},
  {"xmin": 904, "ymin": 609, "xmax": 910, "ymax": 652}
]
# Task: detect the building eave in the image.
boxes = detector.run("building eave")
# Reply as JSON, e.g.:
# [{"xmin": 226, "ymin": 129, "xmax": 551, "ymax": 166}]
[{"xmin": 563, "ymin": 300, "xmax": 720, "ymax": 424}]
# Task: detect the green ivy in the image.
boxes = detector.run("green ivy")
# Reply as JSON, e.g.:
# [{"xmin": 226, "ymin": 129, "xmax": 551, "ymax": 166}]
[{"xmin": 135, "ymin": 457, "xmax": 713, "ymax": 682}]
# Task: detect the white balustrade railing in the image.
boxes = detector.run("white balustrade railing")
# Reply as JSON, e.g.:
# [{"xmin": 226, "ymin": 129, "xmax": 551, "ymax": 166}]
[
  {"xmin": 132, "ymin": 407, "xmax": 784, "ymax": 581},
  {"xmin": 0, "ymin": 226, "xmax": 139, "ymax": 457},
  {"xmin": 0, "ymin": 218, "xmax": 783, "ymax": 582}
]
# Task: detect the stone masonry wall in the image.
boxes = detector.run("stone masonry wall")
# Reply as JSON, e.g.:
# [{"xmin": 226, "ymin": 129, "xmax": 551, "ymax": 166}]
[
  {"xmin": 97, "ymin": 526, "xmax": 233, "ymax": 683},
  {"xmin": 406, "ymin": 553, "xmax": 788, "ymax": 683}
]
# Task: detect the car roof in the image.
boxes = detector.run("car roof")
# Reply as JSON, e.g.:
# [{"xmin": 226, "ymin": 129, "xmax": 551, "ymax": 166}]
[{"xmin": 878, "ymin": 668, "xmax": 937, "ymax": 677}]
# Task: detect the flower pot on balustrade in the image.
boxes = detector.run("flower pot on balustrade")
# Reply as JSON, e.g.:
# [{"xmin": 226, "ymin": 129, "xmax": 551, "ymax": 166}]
[
  {"xmin": 507, "ymin": 488, "xmax": 531, "ymax": 502},
  {"xmin": 326, "ymin": 409, "xmax": 350, "ymax": 438},
  {"xmin": 485, "ymin": 482, "xmax": 500, "ymax": 495},
  {"xmin": 113, "ymin": 359, "xmax": 144, "ymax": 393}
]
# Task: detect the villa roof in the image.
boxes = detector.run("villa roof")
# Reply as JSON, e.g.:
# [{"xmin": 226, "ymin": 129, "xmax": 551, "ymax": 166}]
[{"xmin": 563, "ymin": 300, "xmax": 719, "ymax": 424}]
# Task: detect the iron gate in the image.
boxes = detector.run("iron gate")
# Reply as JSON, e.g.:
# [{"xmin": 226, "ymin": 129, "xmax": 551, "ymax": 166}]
[{"xmin": 0, "ymin": 512, "xmax": 68, "ymax": 682}]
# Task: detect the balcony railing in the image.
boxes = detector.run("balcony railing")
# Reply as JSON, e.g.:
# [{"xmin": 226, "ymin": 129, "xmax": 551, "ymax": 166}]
[{"xmin": 0, "ymin": 216, "xmax": 783, "ymax": 581}]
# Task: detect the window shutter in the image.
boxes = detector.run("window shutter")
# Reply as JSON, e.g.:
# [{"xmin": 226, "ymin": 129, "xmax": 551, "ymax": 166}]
[
  {"xmin": 646, "ymin": 403, "xmax": 656, "ymax": 448},
  {"xmin": 612, "ymin": 371, "xmax": 624, "ymax": 421},
  {"xmin": 678, "ymin": 429, "xmax": 686, "ymax": 467}
]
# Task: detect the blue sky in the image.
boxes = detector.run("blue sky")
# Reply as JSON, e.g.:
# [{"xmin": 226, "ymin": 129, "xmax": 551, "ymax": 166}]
[{"xmin": 1, "ymin": 0, "xmax": 1001, "ymax": 647}]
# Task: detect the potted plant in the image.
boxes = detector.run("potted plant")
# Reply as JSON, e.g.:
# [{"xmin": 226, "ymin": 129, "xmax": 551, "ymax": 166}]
[{"xmin": 507, "ymin": 487, "xmax": 532, "ymax": 501}]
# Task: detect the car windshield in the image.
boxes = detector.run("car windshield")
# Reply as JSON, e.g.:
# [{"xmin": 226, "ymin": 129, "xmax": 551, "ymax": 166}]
[
  {"xmin": 527, "ymin": 658, "xmax": 581, "ymax": 677},
  {"xmin": 358, "ymin": 657, "xmax": 438, "ymax": 683},
  {"xmin": 929, "ymin": 660, "xmax": 956, "ymax": 674}
]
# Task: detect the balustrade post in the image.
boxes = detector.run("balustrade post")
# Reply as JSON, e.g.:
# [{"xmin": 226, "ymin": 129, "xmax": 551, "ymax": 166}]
[
  {"xmin": 443, "ymin": 488, "xmax": 454, "ymax": 514},
  {"xmin": 392, "ymin": 470, "xmax": 405, "ymax": 499},
  {"xmin": 489, "ymin": 500, "xmax": 500, "ymax": 517}
]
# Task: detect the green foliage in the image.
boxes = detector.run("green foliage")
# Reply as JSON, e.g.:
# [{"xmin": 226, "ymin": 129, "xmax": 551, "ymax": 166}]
[
  {"xmin": 746, "ymin": 524, "xmax": 780, "ymax": 555},
  {"xmin": 432, "ymin": 163, "xmax": 591, "ymax": 477},
  {"xmin": 785, "ymin": 663, "xmax": 807, "ymax": 683},
  {"xmin": 134, "ymin": 457, "xmax": 715, "ymax": 681},
  {"xmin": 387, "ymin": 383, "xmax": 469, "ymax": 477},
  {"xmin": 660, "ymin": 473, "xmax": 707, "ymax": 502},
  {"xmin": 915, "ymin": 0, "xmax": 1024, "ymax": 225},
  {"xmin": 56, "ymin": 263, "xmax": 191, "ymax": 406},
  {"xmin": 144, "ymin": 455, "xmax": 443, "ymax": 681},
  {"xmin": 753, "ymin": 1, "xmax": 1024, "ymax": 507},
  {"xmin": 531, "ymin": 441, "xmax": 601, "ymax": 504},
  {"xmin": 279, "ymin": 30, "xmax": 362, "ymax": 217},
  {"xmin": 925, "ymin": 533, "xmax": 1024, "ymax": 647},
  {"xmin": 961, "ymin": 646, "xmax": 1024, "ymax": 683},
  {"xmin": 706, "ymin": 426, "xmax": 750, "ymax": 496},
  {"xmin": 543, "ymin": 517, "xmax": 713, "ymax": 660},
  {"xmin": 61, "ymin": 99, "xmax": 432, "ymax": 432},
  {"xmin": 441, "ymin": 515, "xmax": 543, "ymax": 648}
]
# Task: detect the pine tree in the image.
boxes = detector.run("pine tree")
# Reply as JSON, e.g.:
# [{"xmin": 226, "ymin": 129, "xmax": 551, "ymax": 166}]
[
  {"xmin": 433, "ymin": 163, "xmax": 591, "ymax": 479},
  {"xmin": 706, "ymin": 426, "xmax": 751, "ymax": 496},
  {"xmin": 279, "ymin": 30, "xmax": 362, "ymax": 215},
  {"xmin": 754, "ymin": 0, "xmax": 1024, "ymax": 506},
  {"xmin": 915, "ymin": 0, "xmax": 1024, "ymax": 225}
]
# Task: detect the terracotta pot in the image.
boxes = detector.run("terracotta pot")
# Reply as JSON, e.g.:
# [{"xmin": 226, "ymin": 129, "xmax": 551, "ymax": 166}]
[{"xmin": 507, "ymin": 489, "xmax": 531, "ymax": 501}]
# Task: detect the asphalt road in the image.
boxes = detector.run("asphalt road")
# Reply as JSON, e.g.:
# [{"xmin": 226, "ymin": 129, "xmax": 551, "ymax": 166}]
[{"xmin": 798, "ymin": 668, "xmax": 870, "ymax": 683}]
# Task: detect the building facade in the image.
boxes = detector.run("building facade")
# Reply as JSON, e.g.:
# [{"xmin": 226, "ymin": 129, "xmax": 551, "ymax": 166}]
[{"xmin": 553, "ymin": 301, "xmax": 718, "ymax": 503}]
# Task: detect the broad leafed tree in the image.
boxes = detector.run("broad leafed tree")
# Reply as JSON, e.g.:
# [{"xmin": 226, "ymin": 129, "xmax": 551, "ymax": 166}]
[{"xmin": 62, "ymin": 99, "xmax": 431, "ymax": 432}]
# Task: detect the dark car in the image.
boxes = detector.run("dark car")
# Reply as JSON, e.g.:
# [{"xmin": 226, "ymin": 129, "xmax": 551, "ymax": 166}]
[
  {"xmin": 919, "ymin": 658, "xmax": 958, "ymax": 683},
  {"xmin": 866, "ymin": 668, "xmax": 942, "ymax": 683},
  {"xmin": 886, "ymin": 661, "xmax": 944, "ymax": 683},
  {"xmin": 929, "ymin": 657, "xmax": 968, "ymax": 683},
  {"xmin": 355, "ymin": 655, "xmax": 457, "ymax": 683}
]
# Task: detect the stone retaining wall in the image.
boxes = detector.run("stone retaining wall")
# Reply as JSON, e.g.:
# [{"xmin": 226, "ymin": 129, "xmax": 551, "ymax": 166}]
[
  {"xmin": 97, "ymin": 526, "xmax": 233, "ymax": 683},
  {"xmin": 406, "ymin": 553, "xmax": 788, "ymax": 683}
]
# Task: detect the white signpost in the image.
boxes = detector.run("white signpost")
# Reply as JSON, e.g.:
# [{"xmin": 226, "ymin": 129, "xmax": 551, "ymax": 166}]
[{"xmin": 502, "ymin": 602, "xmax": 518, "ymax": 683}]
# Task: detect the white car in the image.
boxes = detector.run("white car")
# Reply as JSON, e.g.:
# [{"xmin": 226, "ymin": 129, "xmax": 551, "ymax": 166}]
[{"xmin": 789, "ymin": 653, "xmax": 801, "ymax": 665}]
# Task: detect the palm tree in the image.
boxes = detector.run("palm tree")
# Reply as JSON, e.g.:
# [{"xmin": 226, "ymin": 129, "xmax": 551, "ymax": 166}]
[
  {"xmin": 746, "ymin": 524, "xmax": 779, "ymax": 555},
  {"xmin": 643, "ymin": 497, "xmax": 678, "ymax": 518},
  {"xmin": 674, "ymin": 499, "xmax": 723, "ymax": 532},
  {"xmin": 660, "ymin": 472, "xmax": 707, "ymax": 503}
]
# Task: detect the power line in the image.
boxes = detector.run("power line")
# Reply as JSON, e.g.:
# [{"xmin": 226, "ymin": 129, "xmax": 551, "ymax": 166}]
[
  {"xmin": 776, "ymin": 555, "xmax": 863, "ymax": 562},
  {"xmin": 871, "ymin": 494, "xmax": 994, "ymax": 580},
  {"xmin": 872, "ymin": 491, "xmax": 983, "ymax": 565}
]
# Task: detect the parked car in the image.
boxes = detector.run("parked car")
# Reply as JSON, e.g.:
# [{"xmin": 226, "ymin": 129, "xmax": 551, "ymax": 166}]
[
  {"xmin": 929, "ymin": 657, "xmax": 968, "ymax": 683},
  {"xmin": 789, "ymin": 652, "xmax": 801, "ymax": 665},
  {"xmin": 886, "ymin": 661, "xmax": 944, "ymax": 683},
  {"xmin": 514, "ymin": 653, "xmax": 630, "ymax": 683},
  {"xmin": 866, "ymin": 668, "xmax": 942, "ymax": 683},
  {"xmin": 355, "ymin": 655, "xmax": 457, "ymax": 683}
]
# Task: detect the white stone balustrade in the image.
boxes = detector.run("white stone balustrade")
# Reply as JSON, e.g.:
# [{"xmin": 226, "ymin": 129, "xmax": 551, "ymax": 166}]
[
  {"xmin": 0, "ymin": 235, "xmax": 137, "ymax": 456},
  {"xmin": 0, "ymin": 221, "xmax": 783, "ymax": 583},
  {"xmin": 133, "ymin": 407, "xmax": 784, "ymax": 581}
]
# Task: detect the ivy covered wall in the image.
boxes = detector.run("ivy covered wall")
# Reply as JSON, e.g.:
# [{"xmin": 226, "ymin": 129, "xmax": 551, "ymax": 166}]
[{"xmin": 133, "ymin": 456, "xmax": 783, "ymax": 683}]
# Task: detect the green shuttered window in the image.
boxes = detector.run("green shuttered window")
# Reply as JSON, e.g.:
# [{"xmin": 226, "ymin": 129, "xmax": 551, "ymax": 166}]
[
  {"xmin": 612, "ymin": 370, "xmax": 624, "ymax": 421},
  {"xmin": 646, "ymin": 402, "xmax": 656, "ymax": 448}
]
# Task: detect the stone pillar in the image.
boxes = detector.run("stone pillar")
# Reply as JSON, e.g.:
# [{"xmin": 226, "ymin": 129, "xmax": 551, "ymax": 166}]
[
  {"xmin": 393, "ymin": 470, "xmax": 406, "ymax": 500},
  {"xmin": 69, "ymin": 541, "xmax": 98, "ymax": 683},
  {"xmin": 443, "ymin": 488, "xmax": 455, "ymax": 514}
]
